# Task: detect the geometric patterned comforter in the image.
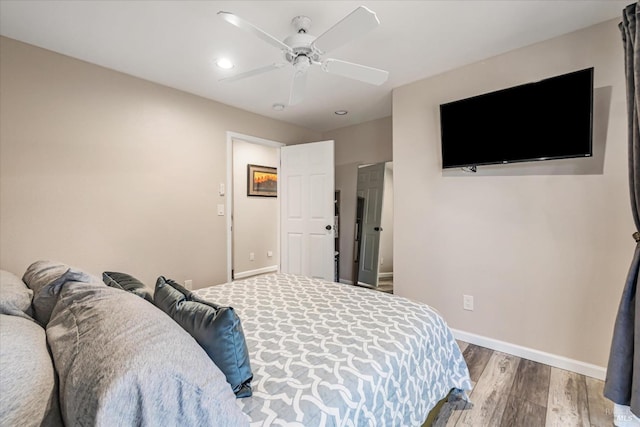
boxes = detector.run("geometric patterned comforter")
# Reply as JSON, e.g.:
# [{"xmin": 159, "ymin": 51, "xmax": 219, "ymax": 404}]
[{"xmin": 195, "ymin": 273, "xmax": 471, "ymax": 426}]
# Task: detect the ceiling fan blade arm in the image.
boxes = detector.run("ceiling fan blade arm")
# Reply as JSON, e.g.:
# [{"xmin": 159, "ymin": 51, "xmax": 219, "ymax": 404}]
[
  {"xmin": 219, "ymin": 63, "xmax": 285, "ymax": 83},
  {"xmin": 217, "ymin": 11, "xmax": 292, "ymax": 53},
  {"xmin": 322, "ymin": 59, "xmax": 389, "ymax": 85},
  {"xmin": 312, "ymin": 6, "xmax": 380, "ymax": 54},
  {"xmin": 289, "ymin": 71, "xmax": 308, "ymax": 106}
]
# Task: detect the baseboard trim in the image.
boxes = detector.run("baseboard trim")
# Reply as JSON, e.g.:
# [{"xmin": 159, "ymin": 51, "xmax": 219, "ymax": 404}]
[
  {"xmin": 451, "ymin": 328, "xmax": 607, "ymax": 380},
  {"xmin": 340, "ymin": 275, "xmax": 392, "ymax": 283},
  {"xmin": 234, "ymin": 265, "xmax": 278, "ymax": 280}
]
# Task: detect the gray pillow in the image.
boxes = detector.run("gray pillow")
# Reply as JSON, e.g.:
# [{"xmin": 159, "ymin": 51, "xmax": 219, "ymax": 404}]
[
  {"xmin": 102, "ymin": 271, "xmax": 153, "ymax": 302},
  {"xmin": 0, "ymin": 270, "xmax": 33, "ymax": 319},
  {"xmin": 154, "ymin": 276, "xmax": 253, "ymax": 397},
  {"xmin": 22, "ymin": 260, "xmax": 97, "ymax": 325},
  {"xmin": 47, "ymin": 280, "xmax": 248, "ymax": 426},
  {"xmin": 0, "ymin": 314, "xmax": 63, "ymax": 427}
]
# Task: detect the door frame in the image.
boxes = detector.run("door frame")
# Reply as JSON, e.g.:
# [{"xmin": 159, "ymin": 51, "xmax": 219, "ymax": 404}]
[{"xmin": 225, "ymin": 131, "xmax": 285, "ymax": 283}]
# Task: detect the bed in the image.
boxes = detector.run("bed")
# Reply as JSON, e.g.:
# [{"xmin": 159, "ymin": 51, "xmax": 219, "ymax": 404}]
[
  {"xmin": 1, "ymin": 263, "xmax": 470, "ymax": 427},
  {"xmin": 195, "ymin": 273, "xmax": 472, "ymax": 426}
]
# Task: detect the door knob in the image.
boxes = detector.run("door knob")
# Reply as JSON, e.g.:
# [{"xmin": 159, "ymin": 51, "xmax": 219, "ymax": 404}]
[
  {"xmin": 326, "ymin": 225, "xmax": 332, "ymax": 230},
  {"xmin": 374, "ymin": 227, "xmax": 383, "ymax": 231}
]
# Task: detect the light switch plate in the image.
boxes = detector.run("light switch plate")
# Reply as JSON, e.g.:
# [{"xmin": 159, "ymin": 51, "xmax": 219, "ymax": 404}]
[
  {"xmin": 217, "ymin": 204, "xmax": 224, "ymax": 216},
  {"xmin": 463, "ymin": 295, "xmax": 474, "ymax": 311}
]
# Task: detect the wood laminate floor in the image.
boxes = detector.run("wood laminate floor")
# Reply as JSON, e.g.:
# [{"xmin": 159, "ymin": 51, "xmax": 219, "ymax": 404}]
[{"xmin": 433, "ymin": 341, "xmax": 613, "ymax": 427}]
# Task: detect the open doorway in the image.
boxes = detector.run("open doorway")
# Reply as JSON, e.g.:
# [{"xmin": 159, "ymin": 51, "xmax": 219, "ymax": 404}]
[{"xmin": 225, "ymin": 132, "xmax": 284, "ymax": 282}]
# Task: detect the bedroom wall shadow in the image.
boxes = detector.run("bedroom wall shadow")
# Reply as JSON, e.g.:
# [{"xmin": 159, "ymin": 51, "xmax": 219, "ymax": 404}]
[{"xmin": 441, "ymin": 85, "xmax": 611, "ymax": 177}]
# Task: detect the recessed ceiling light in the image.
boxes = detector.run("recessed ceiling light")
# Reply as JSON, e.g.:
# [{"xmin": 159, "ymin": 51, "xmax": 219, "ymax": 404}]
[
  {"xmin": 216, "ymin": 58, "xmax": 234, "ymax": 69},
  {"xmin": 334, "ymin": 110, "xmax": 348, "ymax": 116},
  {"xmin": 272, "ymin": 103, "xmax": 285, "ymax": 111}
]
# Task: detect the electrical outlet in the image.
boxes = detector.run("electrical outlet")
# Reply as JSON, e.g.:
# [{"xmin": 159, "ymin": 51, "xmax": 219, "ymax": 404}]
[
  {"xmin": 249, "ymin": 252, "xmax": 255, "ymax": 261},
  {"xmin": 380, "ymin": 257, "xmax": 384, "ymax": 265},
  {"xmin": 267, "ymin": 251, "xmax": 273, "ymax": 257},
  {"xmin": 184, "ymin": 279, "xmax": 193, "ymax": 290},
  {"xmin": 463, "ymin": 295, "xmax": 474, "ymax": 311}
]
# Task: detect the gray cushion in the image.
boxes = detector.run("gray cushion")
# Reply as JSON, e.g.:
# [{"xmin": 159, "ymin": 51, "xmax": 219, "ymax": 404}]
[
  {"xmin": 102, "ymin": 271, "xmax": 153, "ymax": 302},
  {"xmin": 0, "ymin": 314, "xmax": 63, "ymax": 427},
  {"xmin": 47, "ymin": 280, "xmax": 248, "ymax": 426},
  {"xmin": 22, "ymin": 260, "xmax": 97, "ymax": 325},
  {"xmin": 0, "ymin": 270, "xmax": 33, "ymax": 319},
  {"xmin": 154, "ymin": 276, "xmax": 253, "ymax": 397}
]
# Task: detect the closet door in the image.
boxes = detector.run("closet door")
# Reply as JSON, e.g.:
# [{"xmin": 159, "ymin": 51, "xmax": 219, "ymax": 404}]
[{"xmin": 356, "ymin": 162, "xmax": 385, "ymax": 286}]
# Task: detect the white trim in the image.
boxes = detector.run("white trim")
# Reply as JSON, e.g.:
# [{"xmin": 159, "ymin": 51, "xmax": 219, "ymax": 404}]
[
  {"xmin": 378, "ymin": 272, "xmax": 393, "ymax": 279},
  {"xmin": 357, "ymin": 281, "xmax": 377, "ymax": 289},
  {"xmin": 225, "ymin": 134, "xmax": 233, "ymax": 284},
  {"xmin": 451, "ymin": 328, "xmax": 606, "ymax": 380},
  {"xmin": 225, "ymin": 131, "xmax": 285, "ymax": 283},
  {"xmin": 234, "ymin": 265, "xmax": 279, "ymax": 280}
]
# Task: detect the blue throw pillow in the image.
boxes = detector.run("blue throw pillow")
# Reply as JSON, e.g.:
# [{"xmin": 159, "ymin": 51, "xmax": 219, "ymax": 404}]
[
  {"xmin": 153, "ymin": 276, "xmax": 253, "ymax": 397},
  {"xmin": 102, "ymin": 271, "xmax": 153, "ymax": 303}
]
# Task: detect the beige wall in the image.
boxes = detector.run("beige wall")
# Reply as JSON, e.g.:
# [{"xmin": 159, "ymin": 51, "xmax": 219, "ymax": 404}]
[
  {"xmin": 325, "ymin": 117, "xmax": 392, "ymax": 282},
  {"xmin": 327, "ymin": 116, "xmax": 392, "ymax": 168},
  {"xmin": 393, "ymin": 19, "xmax": 630, "ymax": 367},
  {"xmin": 232, "ymin": 139, "xmax": 279, "ymax": 276},
  {"xmin": 0, "ymin": 37, "xmax": 321, "ymax": 289}
]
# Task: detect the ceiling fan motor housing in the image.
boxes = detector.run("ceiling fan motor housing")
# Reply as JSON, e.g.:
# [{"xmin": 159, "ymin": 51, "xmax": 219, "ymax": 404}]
[{"xmin": 283, "ymin": 32, "xmax": 320, "ymax": 65}]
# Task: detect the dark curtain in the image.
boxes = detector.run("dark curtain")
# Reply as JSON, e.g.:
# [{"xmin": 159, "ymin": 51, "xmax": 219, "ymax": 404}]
[{"xmin": 604, "ymin": 2, "xmax": 640, "ymax": 416}]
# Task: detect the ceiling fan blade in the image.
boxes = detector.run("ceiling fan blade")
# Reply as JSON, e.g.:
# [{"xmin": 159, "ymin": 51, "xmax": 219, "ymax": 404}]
[
  {"xmin": 219, "ymin": 63, "xmax": 286, "ymax": 83},
  {"xmin": 322, "ymin": 59, "xmax": 388, "ymax": 85},
  {"xmin": 218, "ymin": 11, "xmax": 292, "ymax": 53},
  {"xmin": 312, "ymin": 6, "xmax": 380, "ymax": 54},
  {"xmin": 289, "ymin": 70, "xmax": 307, "ymax": 105}
]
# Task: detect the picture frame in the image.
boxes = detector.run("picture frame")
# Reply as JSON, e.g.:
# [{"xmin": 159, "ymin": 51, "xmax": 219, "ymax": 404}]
[{"xmin": 247, "ymin": 164, "xmax": 277, "ymax": 197}]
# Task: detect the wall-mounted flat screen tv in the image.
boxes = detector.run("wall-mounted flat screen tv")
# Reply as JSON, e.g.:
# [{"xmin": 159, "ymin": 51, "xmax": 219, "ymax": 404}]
[{"xmin": 439, "ymin": 67, "xmax": 593, "ymax": 169}]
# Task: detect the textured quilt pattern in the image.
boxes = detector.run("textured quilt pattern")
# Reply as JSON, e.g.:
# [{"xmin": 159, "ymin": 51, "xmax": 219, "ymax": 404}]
[{"xmin": 195, "ymin": 274, "xmax": 471, "ymax": 427}]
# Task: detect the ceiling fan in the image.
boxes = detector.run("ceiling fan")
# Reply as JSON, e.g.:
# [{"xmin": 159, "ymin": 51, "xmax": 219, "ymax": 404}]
[{"xmin": 217, "ymin": 6, "xmax": 389, "ymax": 106}]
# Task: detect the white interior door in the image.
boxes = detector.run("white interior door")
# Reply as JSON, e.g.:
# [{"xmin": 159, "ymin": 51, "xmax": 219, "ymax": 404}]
[
  {"xmin": 280, "ymin": 140, "xmax": 335, "ymax": 280},
  {"xmin": 357, "ymin": 163, "xmax": 386, "ymax": 286}
]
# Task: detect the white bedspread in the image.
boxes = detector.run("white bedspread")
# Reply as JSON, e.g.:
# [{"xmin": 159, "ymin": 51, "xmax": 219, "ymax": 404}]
[{"xmin": 195, "ymin": 273, "xmax": 471, "ymax": 427}]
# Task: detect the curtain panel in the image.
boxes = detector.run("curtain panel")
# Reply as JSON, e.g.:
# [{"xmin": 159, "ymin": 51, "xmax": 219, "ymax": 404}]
[{"xmin": 604, "ymin": 2, "xmax": 640, "ymax": 417}]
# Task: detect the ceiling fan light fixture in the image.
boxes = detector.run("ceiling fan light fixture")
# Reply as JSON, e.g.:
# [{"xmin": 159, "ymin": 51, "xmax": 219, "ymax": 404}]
[
  {"xmin": 293, "ymin": 55, "xmax": 311, "ymax": 74},
  {"xmin": 215, "ymin": 58, "xmax": 234, "ymax": 69},
  {"xmin": 334, "ymin": 110, "xmax": 348, "ymax": 116}
]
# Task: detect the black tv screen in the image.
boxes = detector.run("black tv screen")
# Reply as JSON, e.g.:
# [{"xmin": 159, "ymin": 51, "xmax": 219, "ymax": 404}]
[{"xmin": 439, "ymin": 67, "xmax": 593, "ymax": 169}]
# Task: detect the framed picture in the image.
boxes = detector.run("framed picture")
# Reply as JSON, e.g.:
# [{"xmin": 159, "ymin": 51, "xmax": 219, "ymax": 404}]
[{"xmin": 247, "ymin": 164, "xmax": 277, "ymax": 197}]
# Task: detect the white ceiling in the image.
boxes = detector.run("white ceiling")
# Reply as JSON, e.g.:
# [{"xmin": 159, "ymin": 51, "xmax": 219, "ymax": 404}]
[{"xmin": 0, "ymin": 1, "xmax": 628, "ymax": 132}]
